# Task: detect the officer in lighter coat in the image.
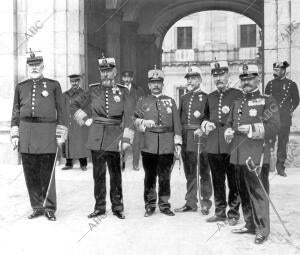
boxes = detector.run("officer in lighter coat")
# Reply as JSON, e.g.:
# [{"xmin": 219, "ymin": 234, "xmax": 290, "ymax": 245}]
[
  {"xmin": 134, "ymin": 66, "xmax": 182, "ymax": 217},
  {"xmin": 62, "ymin": 74, "xmax": 89, "ymax": 171}
]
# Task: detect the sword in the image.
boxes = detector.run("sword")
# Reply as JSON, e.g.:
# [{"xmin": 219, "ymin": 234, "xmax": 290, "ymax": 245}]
[
  {"xmin": 43, "ymin": 146, "xmax": 59, "ymax": 208},
  {"xmin": 246, "ymin": 156, "xmax": 291, "ymax": 237},
  {"xmin": 120, "ymin": 140, "xmax": 125, "ymax": 172},
  {"xmin": 196, "ymin": 135, "xmax": 202, "ymax": 207}
]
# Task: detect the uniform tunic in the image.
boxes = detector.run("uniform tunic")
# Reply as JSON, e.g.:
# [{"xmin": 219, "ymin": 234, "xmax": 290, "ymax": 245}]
[
  {"xmin": 178, "ymin": 90, "xmax": 212, "ymax": 209},
  {"xmin": 202, "ymin": 87, "xmax": 242, "ymax": 219},
  {"xmin": 134, "ymin": 94, "xmax": 182, "ymax": 210},
  {"xmin": 226, "ymin": 89, "xmax": 280, "ymax": 237},
  {"xmin": 11, "ymin": 77, "xmax": 66, "ymax": 212},
  {"xmin": 62, "ymin": 87, "xmax": 89, "ymax": 159}
]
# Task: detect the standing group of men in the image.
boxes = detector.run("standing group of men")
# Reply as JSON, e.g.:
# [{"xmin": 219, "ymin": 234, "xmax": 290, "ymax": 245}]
[{"xmin": 10, "ymin": 49, "xmax": 298, "ymax": 244}]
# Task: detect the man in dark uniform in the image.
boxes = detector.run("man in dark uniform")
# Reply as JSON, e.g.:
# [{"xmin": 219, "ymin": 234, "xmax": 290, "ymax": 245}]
[
  {"xmin": 10, "ymin": 50, "xmax": 68, "ymax": 221},
  {"xmin": 71, "ymin": 55, "xmax": 134, "ymax": 219},
  {"xmin": 225, "ymin": 63, "xmax": 280, "ymax": 244},
  {"xmin": 121, "ymin": 71, "xmax": 145, "ymax": 170},
  {"xmin": 201, "ymin": 61, "xmax": 242, "ymax": 225},
  {"xmin": 61, "ymin": 74, "xmax": 89, "ymax": 171},
  {"xmin": 265, "ymin": 61, "xmax": 299, "ymax": 176},
  {"xmin": 174, "ymin": 66, "xmax": 212, "ymax": 215},
  {"xmin": 134, "ymin": 66, "xmax": 182, "ymax": 217}
]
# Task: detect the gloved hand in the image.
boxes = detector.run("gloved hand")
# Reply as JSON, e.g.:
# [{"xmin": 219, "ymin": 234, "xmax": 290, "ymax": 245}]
[
  {"xmin": 85, "ymin": 118, "xmax": 93, "ymax": 127},
  {"xmin": 204, "ymin": 121, "xmax": 216, "ymax": 135},
  {"xmin": 143, "ymin": 119, "xmax": 156, "ymax": 129},
  {"xmin": 194, "ymin": 128, "xmax": 203, "ymax": 137},
  {"xmin": 11, "ymin": 137, "xmax": 19, "ymax": 150},
  {"xmin": 224, "ymin": 128, "xmax": 235, "ymax": 143},
  {"xmin": 174, "ymin": 144, "xmax": 181, "ymax": 158},
  {"xmin": 119, "ymin": 141, "xmax": 131, "ymax": 152}
]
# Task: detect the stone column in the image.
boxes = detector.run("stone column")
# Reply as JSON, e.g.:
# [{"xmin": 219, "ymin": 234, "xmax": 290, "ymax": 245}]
[{"xmin": 264, "ymin": 0, "xmax": 278, "ymax": 83}]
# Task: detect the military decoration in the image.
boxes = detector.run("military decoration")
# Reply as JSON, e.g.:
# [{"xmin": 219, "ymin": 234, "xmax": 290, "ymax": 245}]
[
  {"xmin": 221, "ymin": 105, "xmax": 230, "ymax": 114},
  {"xmin": 193, "ymin": 110, "xmax": 201, "ymax": 118},
  {"xmin": 198, "ymin": 95, "xmax": 203, "ymax": 101},
  {"xmin": 249, "ymin": 108, "xmax": 257, "ymax": 117},
  {"xmin": 167, "ymin": 107, "xmax": 172, "ymax": 114},
  {"xmin": 114, "ymin": 95, "xmax": 120, "ymax": 102},
  {"xmin": 41, "ymin": 81, "xmax": 49, "ymax": 97}
]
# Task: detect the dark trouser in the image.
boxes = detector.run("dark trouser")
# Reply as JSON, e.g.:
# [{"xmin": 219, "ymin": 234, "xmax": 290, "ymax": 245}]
[
  {"xmin": 65, "ymin": 158, "xmax": 87, "ymax": 167},
  {"xmin": 235, "ymin": 164, "xmax": 270, "ymax": 237},
  {"xmin": 21, "ymin": 153, "xmax": 56, "ymax": 212},
  {"xmin": 91, "ymin": 150, "xmax": 123, "ymax": 213},
  {"xmin": 141, "ymin": 152, "xmax": 174, "ymax": 211},
  {"xmin": 276, "ymin": 125, "xmax": 291, "ymax": 173},
  {"xmin": 181, "ymin": 151, "xmax": 212, "ymax": 209},
  {"xmin": 208, "ymin": 153, "xmax": 240, "ymax": 219},
  {"xmin": 132, "ymin": 131, "xmax": 141, "ymax": 167}
]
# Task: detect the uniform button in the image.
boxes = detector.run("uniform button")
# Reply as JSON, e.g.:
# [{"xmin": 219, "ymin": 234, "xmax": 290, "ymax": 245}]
[
  {"xmin": 32, "ymin": 107, "xmax": 34, "ymax": 110},
  {"xmin": 32, "ymin": 98, "xmax": 35, "ymax": 101},
  {"xmin": 32, "ymin": 93, "xmax": 35, "ymax": 97},
  {"xmin": 32, "ymin": 102, "xmax": 35, "ymax": 105}
]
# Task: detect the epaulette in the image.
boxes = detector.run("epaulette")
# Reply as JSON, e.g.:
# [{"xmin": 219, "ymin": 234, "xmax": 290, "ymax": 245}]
[
  {"xmin": 116, "ymin": 83, "xmax": 126, "ymax": 88},
  {"xmin": 18, "ymin": 79, "xmax": 30, "ymax": 85},
  {"xmin": 89, "ymin": 82, "xmax": 100, "ymax": 87}
]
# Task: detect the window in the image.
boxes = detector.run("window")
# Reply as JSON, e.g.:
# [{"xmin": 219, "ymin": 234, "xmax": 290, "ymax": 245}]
[
  {"xmin": 240, "ymin": 24, "xmax": 256, "ymax": 47},
  {"xmin": 177, "ymin": 27, "xmax": 192, "ymax": 49}
]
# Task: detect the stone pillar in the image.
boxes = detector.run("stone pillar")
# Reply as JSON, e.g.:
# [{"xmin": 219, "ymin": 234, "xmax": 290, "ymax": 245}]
[
  {"xmin": 0, "ymin": 1, "xmax": 18, "ymax": 164},
  {"xmin": 264, "ymin": 0, "xmax": 278, "ymax": 83},
  {"xmin": 120, "ymin": 21, "xmax": 138, "ymax": 80},
  {"xmin": 136, "ymin": 34, "xmax": 162, "ymax": 94}
]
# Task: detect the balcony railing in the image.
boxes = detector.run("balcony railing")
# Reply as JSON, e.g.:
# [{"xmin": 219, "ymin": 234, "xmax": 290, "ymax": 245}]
[{"xmin": 162, "ymin": 47, "xmax": 259, "ymax": 65}]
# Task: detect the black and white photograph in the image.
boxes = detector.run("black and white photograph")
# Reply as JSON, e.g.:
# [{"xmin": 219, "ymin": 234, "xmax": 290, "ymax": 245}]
[{"xmin": 1, "ymin": 0, "xmax": 300, "ymax": 254}]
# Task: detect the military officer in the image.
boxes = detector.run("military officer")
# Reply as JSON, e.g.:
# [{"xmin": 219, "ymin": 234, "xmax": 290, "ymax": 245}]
[
  {"xmin": 71, "ymin": 55, "xmax": 134, "ymax": 220},
  {"xmin": 175, "ymin": 66, "xmax": 212, "ymax": 215},
  {"xmin": 134, "ymin": 66, "xmax": 182, "ymax": 217},
  {"xmin": 62, "ymin": 74, "xmax": 89, "ymax": 171},
  {"xmin": 225, "ymin": 63, "xmax": 280, "ymax": 244},
  {"xmin": 265, "ymin": 61, "xmax": 299, "ymax": 176},
  {"xmin": 121, "ymin": 70, "xmax": 145, "ymax": 170},
  {"xmin": 10, "ymin": 50, "xmax": 67, "ymax": 221},
  {"xmin": 200, "ymin": 61, "xmax": 242, "ymax": 225}
]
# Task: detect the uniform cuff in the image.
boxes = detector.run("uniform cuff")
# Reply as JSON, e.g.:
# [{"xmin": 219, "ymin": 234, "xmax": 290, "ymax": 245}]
[
  {"xmin": 10, "ymin": 126, "xmax": 19, "ymax": 139},
  {"xmin": 74, "ymin": 109, "xmax": 88, "ymax": 126}
]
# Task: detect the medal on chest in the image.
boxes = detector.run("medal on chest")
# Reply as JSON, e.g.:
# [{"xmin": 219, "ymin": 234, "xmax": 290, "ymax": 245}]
[
  {"xmin": 249, "ymin": 108, "xmax": 257, "ymax": 117},
  {"xmin": 193, "ymin": 110, "xmax": 201, "ymax": 118},
  {"xmin": 41, "ymin": 82, "xmax": 49, "ymax": 97},
  {"xmin": 221, "ymin": 105, "xmax": 230, "ymax": 114}
]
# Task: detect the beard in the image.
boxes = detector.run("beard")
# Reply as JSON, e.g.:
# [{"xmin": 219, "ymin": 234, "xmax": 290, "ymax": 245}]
[
  {"xmin": 30, "ymin": 71, "xmax": 42, "ymax": 80},
  {"xmin": 102, "ymin": 78, "xmax": 113, "ymax": 87}
]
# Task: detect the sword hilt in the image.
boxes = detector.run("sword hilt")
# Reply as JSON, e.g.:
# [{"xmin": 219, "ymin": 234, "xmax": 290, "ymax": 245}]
[{"xmin": 246, "ymin": 157, "xmax": 257, "ymax": 172}]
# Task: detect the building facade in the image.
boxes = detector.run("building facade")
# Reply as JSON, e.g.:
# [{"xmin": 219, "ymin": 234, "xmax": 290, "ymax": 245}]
[{"xmin": 1, "ymin": 0, "xmax": 300, "ymax": 166}]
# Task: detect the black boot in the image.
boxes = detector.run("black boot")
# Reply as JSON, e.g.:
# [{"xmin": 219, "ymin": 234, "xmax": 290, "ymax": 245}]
[{"xmin": 28, "ymin": 208, "xmax": 44, "ymax": 219}]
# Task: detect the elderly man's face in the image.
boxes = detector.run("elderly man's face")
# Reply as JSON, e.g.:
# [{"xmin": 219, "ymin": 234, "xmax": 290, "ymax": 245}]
[
  {"xmin": 28, "ymin": 63, "xmax": 44, "ymax": 80},
  {"xmin": 186, "ymin": 75, "xmax": 201, "ymax": 92},
  {"xmin": 273, "ymin": 67, "xmax": 286, "ymax": 79},
  {"xmin": 213, "ymin": 72, "xmax": 229, "ymax": 91},
  {"xmin": 100, "ymin": 67, "xmax": 117, "ymax": 87},
  {"xmin": 240, "ymin": 76, "xmax": 259, "ymax": 93}
]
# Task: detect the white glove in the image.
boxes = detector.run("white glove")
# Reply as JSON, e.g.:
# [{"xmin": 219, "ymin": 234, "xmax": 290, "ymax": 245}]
[
  {"xmin": 56, "ymin": 138, "xmax": 65, "ymax": 147},
  {"xmin": 11, "ymin": 137, "xmax": 19, "ymax": 150},
  {"xmin": 119, "ymin": 141, "xmax": 131, "ymax": 152},
  {"xmin": 143, "ymin": 120, "xmax": 156, "ymax": 128},
  {"xmin": 224, "ymin": 128, "xmax": 235, "ymax": 144},
  {"xmin": 85, "ymin": 118, "xmax": 93, "ymax": 127},
  {"xmin": 205, "ymin": 121, "xmax": 216, "ymax": 135},
  {"xmin": 174, "ymin": 145, "xmax": 181, "ymax": 158},
  {"xmin": 194, "ymin": 128, "xmax": 203, "ymax": 137}
]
